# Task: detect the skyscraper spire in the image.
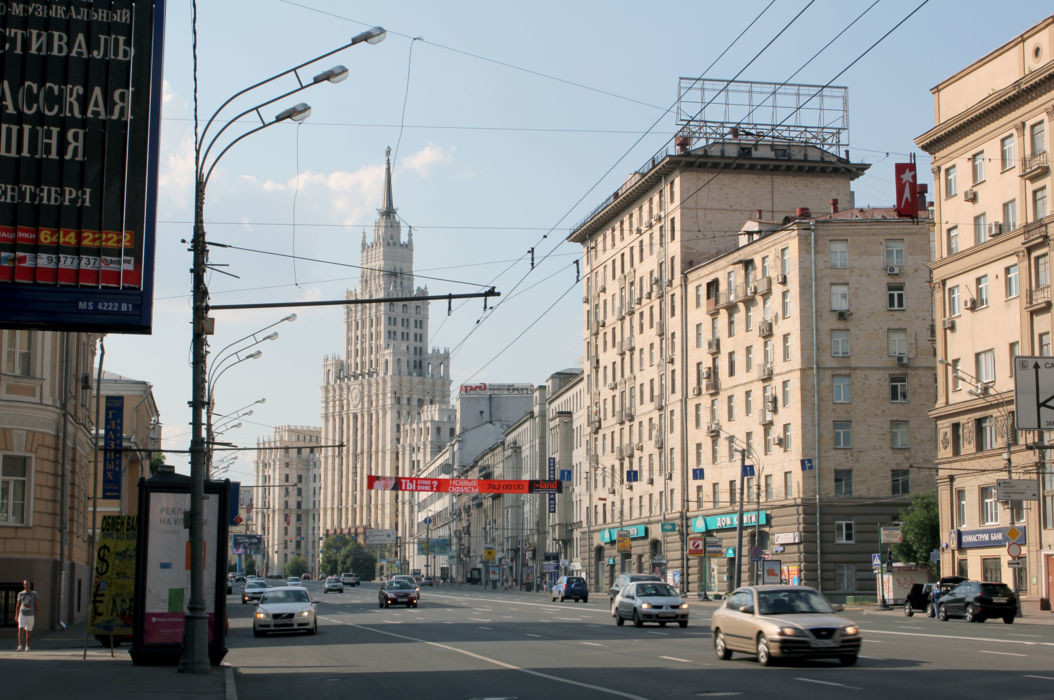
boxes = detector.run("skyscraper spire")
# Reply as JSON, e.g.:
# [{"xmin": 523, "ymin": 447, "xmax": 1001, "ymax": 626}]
[{"xmin": 379, "ymin": 146, "xmax": 396, "ymax": 217}]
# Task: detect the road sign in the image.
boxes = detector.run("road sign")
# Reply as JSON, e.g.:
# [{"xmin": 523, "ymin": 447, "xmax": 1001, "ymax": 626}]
[
  {"xmin": 423, "ymin": 516, "xmax": 433, "ymax": 525},
  {"xmin": 692, "ymin": 468, "xmax": 705, "ymax": 480},
  {"xmin": 687, "ymin": 537, "xmax": 705, "ymax": 556},
  {"xmin": 800, "ymin": 458, "xmax": 814, "ymax": 471},
  {"xmin": 1014, "ymin": 355, "xmax": 1054, "ymax": 429},
  {"xmin": 560, "ymin": 469, "xmax": 573, "ymax": 482},
  {"xmin": 232, "ymin": 515, "xmax": 243, "ymax": 526},
  {"xmin": 1006, "ymin": 525, "xmax": 1024, "ymax": 543},
  {"xmin": 483, "ymin": 547, "xmax": 496, "ymax": 562},
  {"xmin": 1008, "ymin": 559, "xmax": 1025, "ymax": 568},
  {"xmin": 742, "ymin": 464, "xmax": 756, "ymax": 477},
  {"xmin": 997, "ymin": 479, "xmax": 1039, "ymax": 501},
  {"xmin": 871, "ymin": 553, "xmax": 882, "ymax": 569},
  {"xmin": 616, "ymin": 531, "xmax": 632, "ymax": 554},
  {"xmin": 1007, "ymin": 542, "xmax": 1023, "ymax": 558},
  {"xmin": 706, "ymin": 544, "xmax": 724, "ymax": 557},
  {"xmin": 880, "ymin": 526, "xmax": 903, "ymax": 544}
]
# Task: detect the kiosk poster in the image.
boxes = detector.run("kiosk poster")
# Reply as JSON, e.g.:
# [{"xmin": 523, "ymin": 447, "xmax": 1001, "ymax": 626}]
[
  {"xmin": 143, "ymin": 491, "xmax": 217, "ymax": 643},
  {"xmin": 88, "ymin": 514, "xmax": 136, "ymax": 636}
]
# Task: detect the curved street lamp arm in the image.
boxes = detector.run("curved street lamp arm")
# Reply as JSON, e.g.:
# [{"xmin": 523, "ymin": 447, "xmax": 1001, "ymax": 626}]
[{"xmin": 202, "ymin": 119, "xmax": 283, "ymax": 193}]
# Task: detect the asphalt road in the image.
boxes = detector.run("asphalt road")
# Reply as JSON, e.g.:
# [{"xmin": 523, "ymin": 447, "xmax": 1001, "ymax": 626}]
[{"xmin": 225, "ymin": 581, "xmax": 1054, "ymax": 699}]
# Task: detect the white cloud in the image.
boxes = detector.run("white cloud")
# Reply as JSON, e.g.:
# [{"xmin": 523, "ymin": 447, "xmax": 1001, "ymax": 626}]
[{"xmin": 399, "ymin": 143, "xmax": 452, "ymax": 176}]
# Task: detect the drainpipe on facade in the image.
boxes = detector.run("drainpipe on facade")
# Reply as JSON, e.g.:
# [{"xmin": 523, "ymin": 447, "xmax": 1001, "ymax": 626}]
[
  {"xmin": 810, "ymin": 220, "xmax": 823, "ymax": 592},
  {"xmin": 56, "ymin": 332, "xmax": 72, "ymax": 629},
  {"xmin": 679, "ymin": 267, "xmax": 689, "ymax": 595}
]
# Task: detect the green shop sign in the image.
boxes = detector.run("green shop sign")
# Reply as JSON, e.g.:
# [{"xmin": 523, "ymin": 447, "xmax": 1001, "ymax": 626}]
[
  {"xmin": 600, "ymin": 525, "xmax": 648, "ymax": 542},
  {"xmin": 691, "ymin": 511, "xmax": 767, "ymax": 532}
]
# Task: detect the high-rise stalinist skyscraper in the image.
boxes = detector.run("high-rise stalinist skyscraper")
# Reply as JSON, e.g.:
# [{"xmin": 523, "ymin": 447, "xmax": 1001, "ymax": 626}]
[{"xmin": 320, "ymin": 148, "xmax": 451, "ymax": 539}]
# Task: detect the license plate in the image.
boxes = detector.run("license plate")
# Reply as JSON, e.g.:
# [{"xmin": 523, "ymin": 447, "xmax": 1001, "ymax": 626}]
[
  {"xmin": 275, "ymin": 622, "xmax": 293, "ymax": 627},
  {"xmin": 992, "ymin": 597, "xmax": 1007, "ymax": 603},
  {"xmin": 812, "ymin": 639, "xmax": 837, "ymax": 648},
  {"xmin": 660, "ymin": 613, "xmax": 677, "ymax": 618}
]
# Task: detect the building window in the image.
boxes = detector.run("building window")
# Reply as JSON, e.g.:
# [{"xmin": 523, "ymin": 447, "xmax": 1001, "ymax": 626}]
[
  {"xmin": 1005, "ymin": 264, "xmax": 1019, "ymax": 298},
  {"xmin": 888, "ymin": 329, "xmax": 907, "ymax": 357},
  {"xmin": 780, "ymin": 247, "xmax": 789, "ymax": 275},
  {"xmin": 1001, "ymin": 135, "xmax": 1015, "ymax": 171},
  {"xmin": 829, "ymin": 240, "xmax": 848, "ymax": 268},
  {"xmin": 945, "ymin": 165, "xmax": 957, "ymax": 197},
  {"xmin": 1041, "ymin": 332, "xmax": 1052, "ymax": 357},
  {"xmin": 976, "ymin": 416, "xmax": 995, "ymax": 451},
  {"xmin": 1037, "ymin": 253, "xmax": 1050, "ymax": 289},
  {"xmin": 976, "ymin": 275, "xmax": 989, "ymax": 307},
  {"xmin": 1003, "ymin": 199, "xmax": 1017, "ymax": 231},
  {"xmin": 0, "ymin": 454, "xmax": 29, "ymax": 526},
  {"xmin": 782, "ymin": 379, "xmax": 791, "ymax": 407},
  {"xmin": 885, "ymin": 239, "xmax": 905, "ymax": 267},
  {"xmin": 782, "ymin": 333, "xmax": 791, "ymax": 362},
  {"xmin": 728, "ymin": 310, "xmax": 736, "ymax": 337},
  {"xmin": 784, "ymin": 471, "xmax": 793, "ymax": 499},
  {"xmin": 1031, "ymin": 120, "xmax": 1046, "ymax": 156},
  {"xmin": 830, "ymin": 284, "xmax": 849, "ymax": 311},
  {"xmin": 834, "ymin": 469, "xmax": 853, "ymax": 497},
  {"xmin": 712, "ymin": 482, "xmax": 720, "ymax": 509},
  {"xmin": 971, "ymin": 151, "xmax": 985, "ymax": 184},
  {"xmin": 981, "ymin": 486, "xmax": 999, "ymax": 525},
  {"xmin": 835, "ymin": 520, "xmax": 855, "ymax": 543},
  {"xmin": 887, "ymin": 283, "xmax": 905, "ymax": 310},
  {"xmin": 891, "ymin": 469, "xmax": 910, "ymax": 496},
  {"xmin": 889, "ymin": 375, "xmax": 907, "ymax": 403},
  {"xmin": 956, "ymin": 489, "xmax": 966, "ymax": 526},
  {"xmin": 891, "ymin": 420, "xmax": 910, "ymax": 449},
  {"xmin": 947, "ymin": 226, "xmax": 959, "ymax": 255},
  {"xmin": 832, "ymin": 375, "xmax": 851, "ymax": 403},
  {"xmin": 974, "ymin": 213, "xmax": 988, "ymax": 245},
  {"xmin": 727, "ymin": 351, "xmax": 736, "ymax": 377},
  {"xmin": 831, "ymin": 330, "xmax": 850, "ymax": 357},
  {"xmin": 833, "ymin": 421, "xmax": 852, "ymax": 449},
  {"xmin": 1035, "ymin": 186, "xmax": 1048, "ymax": 220},
  {"xmin": 948, "ymin": 285, "xmax": 960, "ymax": 316},
  {"xmin": 975, "ymin": 349, "xmax": 995, "ymax": 383},
  {"xmin": 745, "ymin": 346, "xmax": 754, "ymax": 373},
  {"xmin": 835, "ymin": 564, "xmax": 856, "ymax": 592},
  {"xmin": 3, "ymin": 330, "xmax": 32, "ymax": 377},
  {"xmin": 727, "ymin": 395, "xmax": 735, "ymax": 421},
  {"xmin": 764, "ymin": 474, "xmax": 773, "ymax": 501},
  {"xmin": 782, "ymin": 290, "xmax": 791, "ymax": 318}
]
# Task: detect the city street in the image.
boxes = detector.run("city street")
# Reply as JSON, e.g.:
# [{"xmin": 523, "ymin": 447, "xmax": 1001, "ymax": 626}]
[{"xmin": 226, "ymin": 582, "xmax": 1054, "ymax": 699}]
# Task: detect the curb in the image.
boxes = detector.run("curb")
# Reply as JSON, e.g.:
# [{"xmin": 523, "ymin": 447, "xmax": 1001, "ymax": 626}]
[{"xmin": 224, "ymin": 665, "xmax": 238, "ymax": 700}]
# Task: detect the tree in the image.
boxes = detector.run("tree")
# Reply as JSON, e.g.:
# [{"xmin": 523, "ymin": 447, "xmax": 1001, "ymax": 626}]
[
  {"xmin": 892, "ymin": 492, "xmax": 940, "ymax": 567},
  {"xmin": 320, "ymin": 535, "xmax": 347, "ymax": 576},
  {"xmin": 244, "ymin": 557, "xmax": 257, "ymax": 576},
  {"xmin": 284, "ymin": 555, "xmax": 308, "ymax": 578},
  {"xmin": 339, "ymin": 540, "xmax": 377, "ymax": 581}
]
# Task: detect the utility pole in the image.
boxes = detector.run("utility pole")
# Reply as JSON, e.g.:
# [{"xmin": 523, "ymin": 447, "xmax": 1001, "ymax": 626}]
[{"xmin": 733, "ymin": 447, "xmax": 746, "ymax": 588}]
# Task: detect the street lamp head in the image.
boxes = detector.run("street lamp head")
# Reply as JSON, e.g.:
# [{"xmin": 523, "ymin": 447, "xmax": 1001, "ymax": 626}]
[
  {"xmin": 313, "ymin": 65, "xmax": 349, "ymax": 84},
  {"xmin": 352, "ymin": 26, "xmax": 386, "ymax": 45},
  {"xmin": 254, "ymin": 397, "xmax": 267, "ymax": 405},
  {"xmin": 245, "ymin": 350, "xmax": 263, "ymax": 360},
  {"xmin": 263, "ymin": 332, "xmax": 279, "ymax": 342},
  {"xmin": 275, "ymin": 103, "xmax": 311, "ymax": 122},
  {"xmin": 937, "ymin": 358, "xmax": 952, "ymax": 367},
  {"xmin": 283, "ymin": 313, "xmax": 298, "ymax": 323}
]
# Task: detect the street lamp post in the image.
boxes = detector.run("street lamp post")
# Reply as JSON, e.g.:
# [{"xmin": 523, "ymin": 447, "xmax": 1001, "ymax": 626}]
[{"xmin": 182, "ymin": 26, "xmax": 386, "ymax": 674}]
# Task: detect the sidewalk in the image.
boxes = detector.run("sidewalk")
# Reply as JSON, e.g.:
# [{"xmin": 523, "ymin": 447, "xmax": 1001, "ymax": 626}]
[{"xmin": 3, "ymin": 620, "xmax": 232, "ymax": 700}]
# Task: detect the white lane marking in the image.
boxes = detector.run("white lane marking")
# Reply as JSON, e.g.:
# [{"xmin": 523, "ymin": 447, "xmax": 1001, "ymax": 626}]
[
  {"xmin": 867, "ymin": 629, "xmax": 1054, "ymax": 648},
  {"xmin": 1024, "ymin": 674, "xmax": 1054, "ymax": 680},
  {"xmin": 646, "ymin": 631, "xmax": 665, "ymax": 636},
  {"xmin": 470, "ymin": 618, "xmax": 492, "ymax": 622},
  {"xmin": 319, "ymin": 616, "xmax": 649, "ymax": 700},
  {"xmin": 526, "ymin": 633, "xmax": 543, "ymax": 638},
  {"xmin": 580, "ymin": 642, "xmax": 604, "ymax": 647},
  {"xmin": 479, "ymin": 626, "xmax": 492, "ymax": 630},
  {"xmin": 980, "ymin": 650, "xmax": 1028, "ymax": 657},
  {"xmin": 1008, "ymin": 634, "xmax": 1042, "ymax": 638},
  {"xmin": 795, "ymin": 678, "xmax": 862, "ymax": 690},
  {"xmin": 660, "ymin": 656, "xmax": 692, "ymax": 663},
  {"xmin": 502, "ymin": 616, "xmax": 515, "ymax": 619},
  {"xmin": 555, "ymin": 617, "xmax": 584, "ymax": 622}
]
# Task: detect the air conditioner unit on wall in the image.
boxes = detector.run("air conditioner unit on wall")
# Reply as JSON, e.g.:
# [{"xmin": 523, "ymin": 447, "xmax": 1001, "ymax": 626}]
[
  {"xmin": 896, "ymin": 354, "xmax": 908, "ymax": 365},
  {"xmin": 692, "ymin": 386, "xmax": 702, "ymax": 396},
  {"xmin": 942, "ymin": 318, "xmax": 956, "ymax": 330},
  {"xmin": 773, "ymin": 436, "xmax": 784, "ymax": 446},
  {"xmin": 776, "ymin": 274, "xmax": 788, "ymax": 285},
  {"xmin": 964, "ymin": 298, "xmax": 977, "ymax": 311},
  {"xmin": 963, "ymin": 189, "xmax": 977, "ymax": 202},
  {"xmin": 836, "ymin": 310, "xmax": 851, "ymax": 320},
  {"xmin": 988, "ymin": 221, "xmax": 1003, "ymax": 236},
  {"xmin": 887, "ymin": 265, "xmax": 900, "ymax": 275}
]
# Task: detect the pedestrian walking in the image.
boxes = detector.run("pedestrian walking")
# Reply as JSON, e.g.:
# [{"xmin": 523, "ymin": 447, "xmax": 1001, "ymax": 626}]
[{"xmin": 16, "ymin": 579, "xmax": 38, "ymax": 651}]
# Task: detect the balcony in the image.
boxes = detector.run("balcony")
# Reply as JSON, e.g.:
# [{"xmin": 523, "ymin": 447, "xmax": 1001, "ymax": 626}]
[
  {"xmin": 758, "ymin": 363, "xmax": 774, "ymax": 381},
  {"xmin": 758, "ymin": 320, "xmax": 773, "ymax": 338},
  {"xmin": 1027, "ymin": 285, "xmax": 1052, "ymax": 311},
  {"xmin": 707, "ymin": 338, "xmax": 721, "ymax": 354},
  {"xmin": 760, "ymin": 411, "xmax": 774, "ymax": 425},
  {"xmin": 754, "ymin": 276, "xmax": 773, "ymax": 296},
  {"xmin": 1021, "ymin": 151, "xmax": 1050, "ymax": 179},
  {"xmin": 705, "ymin": 378, "xmax": 721, "ymax": 394},
  {"xmin": 707, "ymin": 422, "xmax": 721, "ymax": 437},
  {"xmin": 706, "ymin": 295, "xmax": 720, "ymax": 314}
]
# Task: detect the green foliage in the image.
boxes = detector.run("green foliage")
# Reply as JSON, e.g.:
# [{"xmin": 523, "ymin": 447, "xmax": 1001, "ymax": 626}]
[
  {"xmin": 149, "ymin": 456, "xmax": 166, "ymax": 476},
  {"xmin": 891, "ymin": 492, "xmax": 940, "ymax": 567},
  {"xmin": 319, "ymin": 535, "xmax": 376, "ymax": 581},
  {"xmin": 284, "ymin": 555, "xmax": 308, "ymax": 578},
  {"xmin": 243, "ymin": 557, "xmax": 257, "ymax": 576}
]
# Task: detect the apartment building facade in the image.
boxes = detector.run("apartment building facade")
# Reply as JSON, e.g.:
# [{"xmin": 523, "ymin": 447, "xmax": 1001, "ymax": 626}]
[
  {"xmin": 254, "ymin": 426, "xmax": 321, "ymax": 577},
  {"xmin": 916, "ymin": 15, "xmax": 1054, "ymax": 611}
]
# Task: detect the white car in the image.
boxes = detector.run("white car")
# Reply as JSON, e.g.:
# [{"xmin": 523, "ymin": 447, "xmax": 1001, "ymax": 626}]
[{"xmin": 253, "ymin": 586, "xmax": 317, "ymax": 636}]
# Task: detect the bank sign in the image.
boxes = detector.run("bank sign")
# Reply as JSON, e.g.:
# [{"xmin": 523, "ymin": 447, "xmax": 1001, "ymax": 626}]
[
  {"xmin": 953, "ymin": 526, "xmax": 1027, "ymax": 549},
  {"xmin": 692, "ymin": 511, "xmax": 768, "ymax": 532},
  {"xmin": 0, "ymin": 0, "xmax": 165, "ymax": 333}
]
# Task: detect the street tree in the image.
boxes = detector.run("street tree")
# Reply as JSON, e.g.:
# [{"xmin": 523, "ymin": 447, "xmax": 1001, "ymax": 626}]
[
  {"xmin": 284, "ymin": 555, "xmax": 308, "ymax": 578},
  {"xmin": 320, "ymin": 535, "xmax": 348, "ymax": 575},
  {"xmin": 892, "ymin": 492, "xmax": 939, "ymax": 567}
]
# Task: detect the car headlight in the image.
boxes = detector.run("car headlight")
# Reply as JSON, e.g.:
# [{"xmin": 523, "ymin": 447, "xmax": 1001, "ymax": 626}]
[
  {"xmin": 300, "ymin": 610, "xmax": 311, "ymax": 617},
  {"xmin": 255, "ymin": 612, "xmax": 266, "ymax": 619},
  {"xmin": 640, "ymin": 602, "xmax": 653, "ymax": 609},
  {"xmin": 679, "ymin": 603, "xmax": 689, "ymax": 609},
  {"xmin": 777, "ymin": 626, "xmax": 801, "ymax": 636},
  {"xmin": 843, "ymin": 625, "xmax": 859, "ymax": 636}
]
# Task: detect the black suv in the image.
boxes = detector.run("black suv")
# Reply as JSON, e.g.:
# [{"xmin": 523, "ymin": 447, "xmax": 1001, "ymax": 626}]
[
  {"xmin": 904, "ymin": 576, "xmax": 967, "ymax": 617},
  {"xmin": 937, "ymin": 581, "xmax": 1017, "ymax": 624}
]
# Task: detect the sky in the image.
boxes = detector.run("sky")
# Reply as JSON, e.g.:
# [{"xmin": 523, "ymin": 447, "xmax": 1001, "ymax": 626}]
[{"xmin": 103, "ymin": 0, "xmax": 1054, "ymax": 486}]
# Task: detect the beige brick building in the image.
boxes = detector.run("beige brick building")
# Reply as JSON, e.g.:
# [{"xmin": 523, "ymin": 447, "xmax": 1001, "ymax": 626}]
[
  {"xmin": 254, "ymin": 426, "xmax": 321, "ymax": 577},
  {"xmin": 916, "ymin": 15, "xmax": 1054, "ymax": 611}
]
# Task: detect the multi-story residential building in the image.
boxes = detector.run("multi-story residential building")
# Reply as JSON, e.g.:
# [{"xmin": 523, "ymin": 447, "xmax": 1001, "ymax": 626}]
[
  {"xmin": 544, "ymin": 371, "xmax": 586, "ymax": 580},
  {"xmin": 254, "ymin": 426, "xmax": 321, "ymax": 577},
  {"xmin": 916, "ymin": 15, "xmax": 1054, "ymax": 612},
  {"xmin": 681, "ymin": 208, "xmax": 936, "ymax": 596},
  {"xmin": 320, "ymin": 149, "xmax": 451, "ymax": 540},
  {"xmin": 1, "ymin": 330, "xmax": 97, "ymax": 629}
]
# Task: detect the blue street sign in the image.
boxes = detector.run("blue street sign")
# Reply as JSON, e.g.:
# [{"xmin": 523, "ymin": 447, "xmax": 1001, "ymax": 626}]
[
  {"xmin": 229, "ymin": 482, "xmax": 240, "ymax": 526},
  {"xmin": 801, "ymin": 458, "xmax": 814, "ymax": 471},
  {"xmin": 871, "ymin": 553, "xmax": 882, "ymax": 569},
  {"xmin": 424, "ymin": 516, "xmax": 432, "ymax": 525},
  {"xmin": 742, "ymin": 464, "xmax": 755, "ymax": 477},
  {"xmin": 692, "ymin": 468, "xmax": 705, "ymax": 480},
  {"xmin": 626, "ymin": 470, "xmax": 639, "ymax": 483},
  {"xmin": 559, "ymin": 469, "xmax": 573, "ymax": 482}
]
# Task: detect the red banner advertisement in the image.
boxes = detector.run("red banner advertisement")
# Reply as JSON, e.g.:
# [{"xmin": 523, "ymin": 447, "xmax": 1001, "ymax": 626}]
[
  {"xmin": 895, "ymin": 161, "xmax": 919, "ymax": 218},
  {"xmin": 367, "ymin": 475, "xmax": 562, "ymax": 494}
]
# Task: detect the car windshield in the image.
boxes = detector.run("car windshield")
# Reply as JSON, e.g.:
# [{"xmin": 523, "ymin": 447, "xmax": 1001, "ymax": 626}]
[
  {"xmin": 632, "ymin": 575, "xmax": 660, "ymax": 582},
  {"xmin": 389, "ymin": 581, "xmax": 412, "ymax": 590},
  {"xmin": 246, "ymin": 582, "xmax": 267, "ymax": 589},
  {"xmin": 637, "ymin": 583, "xmax": 677, "ymax": 597},
  {"xmin": 980, "ymin": 583, "xmax": 1014, "ymax": 597},
  {"xmin": 757, "ymin": 589, "xmax": 835, "ymax": 615},
  {"xmin": 261, "ymin": 590, "xmax": 309, "ymax": 604}
]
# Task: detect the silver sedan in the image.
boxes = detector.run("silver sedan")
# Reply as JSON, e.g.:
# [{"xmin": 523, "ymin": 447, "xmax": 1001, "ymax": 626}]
[{"xmin": 611, "ymin": 581, "xmax": 689, "ymax": 628}]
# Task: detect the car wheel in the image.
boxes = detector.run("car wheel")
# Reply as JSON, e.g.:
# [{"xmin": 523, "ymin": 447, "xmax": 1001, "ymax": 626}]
[
  {"xmin": 560, "ymin": 595, "xmax": 566, "ymax": 602},
  {"xmin": 926, "ymin": 603, "xmax": 936, "ymax": 618},
  {"xmin": 756, "ymin": 635, "xmax": 775, "ymax": 666},
  {"xmin": 678, "ymin": 620, "xmax": 688, "ymax": 629},
  {"xmin": 307, "ymin": 620, "xmax": 317, "ymax": 636},
  {"xmin": 582, "ymin": 597, "xmax": 588, "ymax": 604},
  {"xmin": 965, "ymin": 605, "xmax": 978, "ymax": 623},
  {"xmin": 714, "ymin": 630, "xmax": 732, "ymax": 660},
  {"xmin": 659, "ymin": 621, "xmax": 667, "ymax": 627},
  {"xmin": 903, "ymin": 602, "xmax": 913, "ymax": 617},
  {"xmin": 633, "ymin": 610, "xmax": 643, "ymax": 628},
  {"xmin": 1003, "ymin": 615, "xmax": 1014, "ymax": 624},
  {"xmin": 839, "ymin": 654, "xmax": 858, "ymax": 666},
  {"xmin": 615, "ymin": 612, "xmax": 624, "ymax": 626},
  {"xmin": 938, "ymin": 604, "xmax": 948, "ymax": 621}
]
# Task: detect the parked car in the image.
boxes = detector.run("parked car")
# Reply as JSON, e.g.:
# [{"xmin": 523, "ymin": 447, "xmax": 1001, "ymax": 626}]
[
  {"xmin": 551, "ymin": 576, "xmax": 589, "ymax": 603},
  {"xmin": 608, "ymin": 573, "xmax": 662, "ymax": 602},
  {"xmin": 379, "ymin": 579, "xmax": 419, "ymax": 608},
  {"xmin": 937, "ymin": 580, "xmax": 1017, "ymax": 624},
  {"xmin": 711, "ymin": 585, "xmax": 861, "ymax": 666},
  {"xmin": 340, "ymin": 572, "xmax": 360, "ymax": 586},
  {"xmin": 323, "ymin": 576, "xmax": 344, "ymax": 594},
  {"xmin": 611, "ymin": 581, "xmax": 688, "ymax": 628},
  {"xmin": 242, "ymin": 579, "xmax": 269, "ymax": 605},
  {"xmin": 253, "ymin": 586, "xmax": 317, "ymax": 637},
  {"xmin": 904, "ymin": 576, "xmax": 967, "ymax": 617}
]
